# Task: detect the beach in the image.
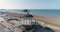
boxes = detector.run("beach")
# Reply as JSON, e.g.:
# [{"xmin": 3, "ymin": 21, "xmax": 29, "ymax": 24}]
[
  {"xmin": 3, "ymin": 12, "xmax": 60, "ymax": 26},
  {"xmin": 0, "ymin": 12, "xmax": 59, "ymax": 32},
  {"xmin": 2, "ymin": 12, "xmax": 60, "ymax": 32}
]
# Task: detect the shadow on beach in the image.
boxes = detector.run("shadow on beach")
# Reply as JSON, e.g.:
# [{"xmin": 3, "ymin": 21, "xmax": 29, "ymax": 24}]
[{"xmin": 21, "ymin": 22, "xmax": 55, "ymax": 32}]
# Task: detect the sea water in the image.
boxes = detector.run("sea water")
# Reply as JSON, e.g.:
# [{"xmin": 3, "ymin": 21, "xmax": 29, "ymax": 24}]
[{"xmin": 0, "ymin": 9, "xmax": 60, "ymax": 19}]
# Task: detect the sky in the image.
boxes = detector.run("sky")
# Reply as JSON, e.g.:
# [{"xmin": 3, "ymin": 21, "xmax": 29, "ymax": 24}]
[{"xmin": 0, "ymin": 0, "xmax": 60, "ymax": 9}]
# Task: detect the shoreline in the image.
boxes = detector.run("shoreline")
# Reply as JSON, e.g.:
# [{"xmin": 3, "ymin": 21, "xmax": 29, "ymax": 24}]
[
  {"xmin": 0, "ymin": 12, "xmax": 60, "ymax": 32},
  {"xmin": 2, "ymin": 12, "xmax": 60, "ymax": 26}
]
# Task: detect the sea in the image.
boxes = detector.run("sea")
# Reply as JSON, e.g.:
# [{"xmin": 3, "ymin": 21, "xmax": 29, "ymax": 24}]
[{"xmin": 0, "ymin": 9, "xmax": 60, "ymax": 19}]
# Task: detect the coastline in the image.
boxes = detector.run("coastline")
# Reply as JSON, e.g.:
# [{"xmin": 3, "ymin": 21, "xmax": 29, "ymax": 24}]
[
  {"xmin": 0, "ymin": 12, "xmax": 60, "ymax": 32},
  {"xmin": 3, "ymin": 12, "xmax": 60, "ymax": 26}
]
